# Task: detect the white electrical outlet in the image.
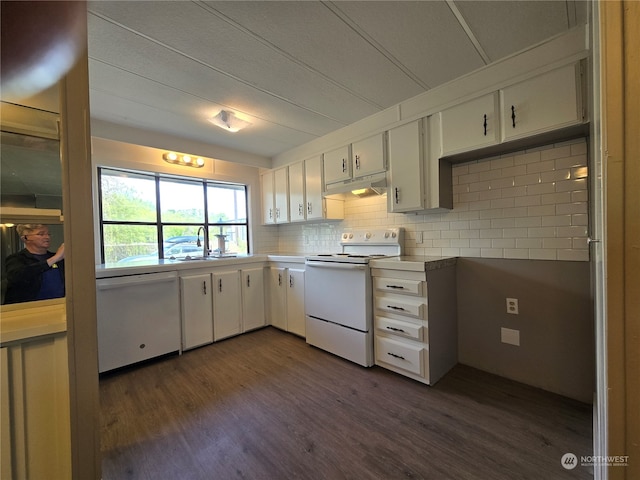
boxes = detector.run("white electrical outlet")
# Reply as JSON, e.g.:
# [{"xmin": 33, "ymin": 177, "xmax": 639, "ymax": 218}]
[
  {"xmin": 501, "ymin": 327, "xmax": 520, "ymax": 346},
  {"xmin": 415, "ymin": 231, "xmax": 423, "ymax": 244},
  {"xmin": 506, "ymin": 297, "xmax": 519, "ymax": 314}
]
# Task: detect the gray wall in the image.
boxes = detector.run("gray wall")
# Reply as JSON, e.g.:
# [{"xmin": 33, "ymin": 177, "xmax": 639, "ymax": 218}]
[{"xmin": 456, "ymin": 258, "xmax": 594, "ymax": 403}]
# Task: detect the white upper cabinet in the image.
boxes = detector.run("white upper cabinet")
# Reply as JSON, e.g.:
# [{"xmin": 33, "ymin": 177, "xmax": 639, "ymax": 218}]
[
  {"xmin": 323, "ymin": 145, "xmax": 351, "ymax": 185},
  {"xmin": 288, "ymin": 156, "xmax": 344, "ymax": 222},
  {"xmin": 304, "ymin": 155, "xmax": 323, "ymax": 220},
  {"xmin": 323, "ymin": 133, "xmax": 386, "ymax": 191},
  {"xmin": 273, "ymin": 167, "xmax": 289, "ymax": 224},
  {"xmin": 387, "ymin": 120, "xmax": 425, "ymax": 213},
  {"xmin": 440, "ymin": 92, "xmax": 499, "ymax": 156},
  {"xmin": 288, "ymin": 161, "xmax": 306, "ymax": 222},
  {"xmin": 262, "ymin": 168, "xmax": 289, "ymax": 224},
  {"xmin": 260, "ymin": 171, "xmax": 275, "ymax": 225},
  {"xmin": 387, "ymin": 117, "xmax": 452, "ymax": 213},
  {"xmin": 501, "ymin": 63, "xmax": 583, "ymax": 142},
  {"xmin": 351, "ymin": 133, "xmax": 386, "ymax": 179}
]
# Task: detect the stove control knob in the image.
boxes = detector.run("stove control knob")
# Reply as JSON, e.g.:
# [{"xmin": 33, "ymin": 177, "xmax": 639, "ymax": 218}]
[
  {"xmin": 342, "ymin": 233, "xmax": 348, "ymax": 240},
  {"xmin": 365, "ymin": 232, "xmax": 371, "ymax": 240},
  {"xmin": 391, "ymin": 231, "xmax": 397, "ymax": 238},
  {"xmin": 384, "ymin": 232, "xmax": 390, "ymax": 238},
  {"xmin": 349, "ymin": 233, "xmax": 353, "ymax": 239}
]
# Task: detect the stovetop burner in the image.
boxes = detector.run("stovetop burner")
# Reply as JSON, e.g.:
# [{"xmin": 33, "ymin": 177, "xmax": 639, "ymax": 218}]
[{"xmin": 305, "ymin": 228, "xmax": 404, "ymax": 264}]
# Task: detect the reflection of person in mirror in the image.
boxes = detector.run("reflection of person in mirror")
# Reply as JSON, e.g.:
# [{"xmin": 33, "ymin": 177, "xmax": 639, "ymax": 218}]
[{"xmin": 4, "ymin": 224, "xmax": 65, "ymax": 304}]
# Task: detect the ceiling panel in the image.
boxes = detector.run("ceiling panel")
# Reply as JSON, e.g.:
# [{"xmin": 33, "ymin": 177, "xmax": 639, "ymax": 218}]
[
  {"xmin": 333, "ymin": 1, "xmax": 485, "ymax": 88},
  {"xmin": 454, "ymin": 1, "xmax": 574, "ymax": 61},
  {"xmin": 86, "ymin": 0, "xmax": 590, "ymax": 162},
  {"xmin": 207, "ymin": 1, "xmax": 425, "ymax": 108},
  {"xmin": 88, "ymin": 4, "xmax": 379, "ymax": 125}
]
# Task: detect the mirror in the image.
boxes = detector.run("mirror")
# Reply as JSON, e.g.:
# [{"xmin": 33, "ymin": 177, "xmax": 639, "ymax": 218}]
[{"xmin": 1, "ymin": 101, "xmax": 64, "ymax": 304}]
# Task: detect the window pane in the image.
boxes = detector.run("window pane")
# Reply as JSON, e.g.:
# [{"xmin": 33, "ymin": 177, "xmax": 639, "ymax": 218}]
[
  {"xmin": 207, "ymin": 184, "xmax": 246, "ymax": 223},
  {"xmin": 160, "ymin": 178, "xmax": 204, "ymax": 223},
  {"xmin": 103, "ymin": 224, "xmax": 158, "ymax": 264},
  {"xmin": 209, "ymin": 225, "xmax": 248, "ymax": 255},
  {"xmin": 101, "ymin": 170, "xmax": 157, "ymax": 222},
  {"xmin": 162, "ymin": 225, "xmax": 203, "ymax": 259}
]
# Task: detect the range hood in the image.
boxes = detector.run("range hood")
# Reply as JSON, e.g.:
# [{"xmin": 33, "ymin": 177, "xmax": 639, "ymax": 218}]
[{"xmin": 323, "ymin": 171, "xmax": 387, "ymax": 197}]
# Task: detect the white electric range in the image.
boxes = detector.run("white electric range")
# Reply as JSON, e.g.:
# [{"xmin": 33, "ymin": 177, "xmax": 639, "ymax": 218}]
[{"xmin": 304, "ymin": 228, "xmax": 404, "ymax": 366}]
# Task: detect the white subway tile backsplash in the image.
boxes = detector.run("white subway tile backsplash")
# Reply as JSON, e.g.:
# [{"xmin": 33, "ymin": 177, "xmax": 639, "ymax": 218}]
[
  {"xmin": 541, "ymin": 145, "xmax": 572, "ymax": 161},
  {"xmin": 266, "ymin": 139, "xmax": 588, "ymax": 261},
  {"xmin": 529, "ymin": 249, "xmax": 557, "ymax": 260},
  {"xmin": 542, "ymin": 215, "xmax": 572, "ymax": 227}
]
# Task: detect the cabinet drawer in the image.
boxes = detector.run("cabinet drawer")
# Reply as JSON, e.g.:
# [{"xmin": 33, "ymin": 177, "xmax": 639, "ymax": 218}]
[
  {"xmin": 375, "ymin": 336, "xmax": 425, "ymax": 376},
  {"xmin": 375, "ymin": 296, "xmax": 426, "ymax": 319},
  {"xmin": 376, "ymin": 316, "xmax": 425, "ymax": 342},
  {"xmin": 374, "ymin": 277, "xmax": 423, "ymax": 296}
]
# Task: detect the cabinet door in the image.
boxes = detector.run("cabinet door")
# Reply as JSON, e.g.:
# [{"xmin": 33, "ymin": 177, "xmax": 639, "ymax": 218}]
[
  {"xmin": 260, "ymin": 172, "xmax": 275, "ymax": 225},
  {"xmin": 304, "ymin": 155, "xmax": 323, "ymax": 220},
  {"xmin": 287, "ymin": 268, "xmax": 306, "ymax": 337},
  {"xmin": 274, "ymin": 167, "xmax": 289, "ymax": 223},
  {"xmin": 388, "ymin": 120, "xmax": 425, "ymax": 212},
  {"xmin": 351, "ymin": 133, "xmax": 386, "ymax": 178},
  {"xmin": 241, "ymin": 268, "xmax": 265, "ymax": 331},
  {"xmin": 323, "ymin": 145, "xmax": 351, "ymax": 185},
  {"xmin": 501, "ymin": 63, "xmax": 582, "ymax": 142},
  {"xmin": 180, "ymin": 274, "xmax": 213, "ymax": 350},
  {"xmin": 269, "ymin": 267, "xmax": 287, "ymax": 330},
  {"xmin": 288, "ymin": 161, "xmax": 306, "ymax": 222},
  {"xmin": 212, "ymin": 271, "xmax": 242, "ymax": 340},
  {"xmin": 441, "ymin": 92, "xmax": 499, "ymax": 156}
]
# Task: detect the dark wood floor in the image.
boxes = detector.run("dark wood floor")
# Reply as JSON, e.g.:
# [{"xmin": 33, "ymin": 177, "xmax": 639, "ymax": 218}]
[{"xmin": 100, "ymin": 327, "xmax": 593, "ymax": 480}]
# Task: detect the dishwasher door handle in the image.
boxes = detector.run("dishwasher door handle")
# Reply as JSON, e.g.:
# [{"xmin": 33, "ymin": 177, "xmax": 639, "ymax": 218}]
[{"xmin": 97, "ymin": 272, "xmax": 177, "ymax": 290}]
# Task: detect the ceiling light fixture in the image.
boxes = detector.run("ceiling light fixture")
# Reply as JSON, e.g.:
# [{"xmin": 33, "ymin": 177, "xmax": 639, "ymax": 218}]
[
  {"xmin": 162, "ymin": 152, "xmax": 205, "ymax": 168},
  {"xmin": 208, "ymin": 110, "xmax": 251, "ymax": 133}
]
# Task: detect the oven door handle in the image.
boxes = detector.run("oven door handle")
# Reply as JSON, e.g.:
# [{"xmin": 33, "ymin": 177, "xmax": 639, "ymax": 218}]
[{"xmin": 305, "ymin": 260, "xmax": 367, "ymax": 270}]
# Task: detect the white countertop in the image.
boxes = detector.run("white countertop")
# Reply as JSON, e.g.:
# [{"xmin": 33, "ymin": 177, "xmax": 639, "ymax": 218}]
[
  {"xmin": 0, "ymin": 299, "xmax": 66, "ymax": 344},
  {"xmin": 95, "ymin": 253, "xmax": 306, "ymax": 278},
  {"xmin": 370, "ymin": 256, "xmax": 458, "ymax": 272}
]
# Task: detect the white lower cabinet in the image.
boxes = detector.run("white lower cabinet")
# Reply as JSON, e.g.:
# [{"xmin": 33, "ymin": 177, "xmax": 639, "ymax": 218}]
[
  {"xmin": 269, "ymin": 267, "xmax": 288, "ymax": 330},
  {"xmin": 212, "ymin": 270, "xmax": 242, "ymax": 341},
  {"xmin": 241, "ymin": 267, "xmax": 266, "ymax": 332},
  {"xmin": 372, "ymin": 262, "xmax": 457, "ymax": 385},
  {"xmin": 287, "ymin": 268, "xmax": 305, "ymax": 337},
  {"xmin": 268, "ymin": 265, "xmax": 305, "ymax": 337},
  {"xmin": 180, "ymin": 273, "xmax": 214, "ymax": 350}
]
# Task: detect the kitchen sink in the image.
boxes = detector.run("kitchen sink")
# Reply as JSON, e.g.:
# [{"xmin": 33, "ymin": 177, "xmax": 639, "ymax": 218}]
[{"xmin": 174, "ymin": 255, "xmax": 236, "ymax": 261}]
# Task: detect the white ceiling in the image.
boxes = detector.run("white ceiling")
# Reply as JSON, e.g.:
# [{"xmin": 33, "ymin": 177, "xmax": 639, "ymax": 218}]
[{"xmin": 87, "ymin": 0, "xmax": 588, "ymax": 162}]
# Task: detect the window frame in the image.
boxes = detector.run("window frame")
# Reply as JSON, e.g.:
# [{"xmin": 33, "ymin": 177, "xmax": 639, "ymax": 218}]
[{"xmin": 97, "ymin": 167, "xmax": 250, "ymax": 263}]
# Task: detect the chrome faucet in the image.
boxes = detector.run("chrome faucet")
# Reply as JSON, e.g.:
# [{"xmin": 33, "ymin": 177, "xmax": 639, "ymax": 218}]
[{"xmin": 196, "ymin": 226, "xmax": 209, "ymax": 258}]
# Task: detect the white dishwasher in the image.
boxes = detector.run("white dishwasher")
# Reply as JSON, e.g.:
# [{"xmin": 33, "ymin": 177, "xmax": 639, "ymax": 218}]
[{"xmin": 96, "ymin": 271, "xmax": 181, "ymax": 373}]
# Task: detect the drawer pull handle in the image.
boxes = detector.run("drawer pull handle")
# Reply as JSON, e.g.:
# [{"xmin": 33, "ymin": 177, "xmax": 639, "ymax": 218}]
[
  {"xmin": 387, "ymin": 305, "xmax": 406, "ymax": 311},
  {"xmin": 387, "ymin": 352, "xmax": 405, "ymax": 360},
  {"xmin": 386, "ymin": 285, "xmax": 404, "ymax": 289},
  {"xmin": 386, "ymin": 326, "xmax": 406, "ymax": 333}
]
